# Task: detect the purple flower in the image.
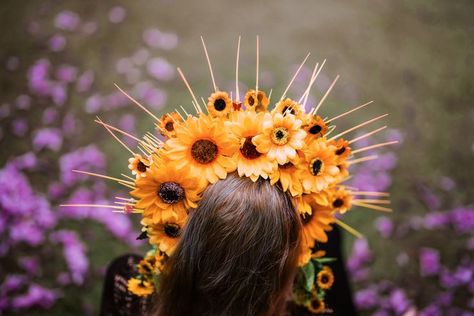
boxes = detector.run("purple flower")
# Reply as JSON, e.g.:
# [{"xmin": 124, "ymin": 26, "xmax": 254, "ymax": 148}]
[
  {"xmin": 419, "ymin": 247, "xmax": 440, "ymax": 277},
  {"xmin": 108, "ymin": 6, "xmax": 126, "ymax": 23},
  {"xmin": 48, "ymin": 34, "xmax": 66, "ymax": 52},
  {"xmin": 42, "ymin": 107, "xmax": 59, "ymax": 125},
  {"xmin": 439, "ymin": 268, "xmax": 460, "ymax": 288},
  {"xmin": 81, "ymin": 21, "xmax": 98, "ymax": 35},
  {"xmin": 450, "ymin": 207, "xmax": 474, "ymax": 234},
  {"xmin": 15, "ymin": 95, "xmax": 31, "ymax": 110},
  {"xmin": 375, "ymin": 216, "xmax": 393, "ymax": 238},
  {"xmin": 143, "ymin": 28, "xmax": 178, "ymax": 50},
  {"xmin": 424, "ymin": 212, "xmax": 450, "ymax": 230},
  {"xmin": 18, "ymin": 256, "xmax": 40, "ymax": 275},
  {"xmin": 355, "ymin": 286, "xmax": 379, "ymax": 309},
  {"xmin": 347, "ymin": 239, "xmax": 372, "ymax": 273},
  {"xmin": 11, "ymin": 284, "xmax": 57, "ymax": 309},
  {"xmin": 417, "ymin": 183, "xmax": 441, "ymax": 210},
  {"xmin": 76, "ymin": 70, "xmax": 94, "ymax": 93},
  {"xmin": 147, "ymin": 57, "xmax": 175, "ymax": 81},
  {"xmin": 85, "ymin": 94, "xmax": 103, "ymax": 113},
  {"xmin": 389, "ymin": 289, "xmax": 410, "ymax": 314},
  {"xmin": 12, "ymin": 118, "xmax": 28, "ymax": 136},
  {"xmin": 132, "ymin": 48, "xmax": 150, "ymax": 66},
  {"xmin": 51, "ymin": 83, "xmax": 67, "ymax": 105},
  {"xmin": 439, "ymin": 176, "xmax": 456, "ymax": 191},
  {"xmin": 1, "ymin": 275, "xmax": 26, "ymax": 294},
  {"xmin": 54, "ymin": 10, "xmax": 80, "ymax": 31},
  {"xmin": 59, "ymin": 145, "xmax": 106, "ymax": 186},
  {"xmin": 11, "ymin": 152, "xmax": 38, "ymax": 170},
  {"xmin": 32, "ymin": 128, "xmax": 63, "ymax": 152},
  {"xmin": 419, "ymin": 305, "xmax": 442, "ymax": 316},
  {"xmin": 55, "ymin": 65, "xmax": 78, "ymax": 83}
]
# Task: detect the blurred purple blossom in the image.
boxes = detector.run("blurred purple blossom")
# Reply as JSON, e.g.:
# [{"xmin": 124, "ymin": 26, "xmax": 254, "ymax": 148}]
[
  {"xmin": 375, "ymin": 216, "xmax": 393, "ymax": 238},
  {"xmin": 439, "ymin": 176, "xmax": 456, "ymax": 191},
  {"xmin": 147, "ymin": 57, "xmax": 175, "ymax": 81},
  {"xmin": 81, "ymin": 21, "xmax": 98, "ymax": 35},
  {"xmin": 15, "ymin": 95, "xmax": 31, "ymax": 110},
  {"xmin": 355, "ymin": 286, "xmax": 379, "ymax": 309},
  {"xmin": 1, "ymin": 275, "xmax": 27, "ymax": 294},
  {"xmin": 55, "ymin": 65, "xmax": 78, "ymax": 83},
  {"xmin": 33, "ymin": 128, "xmax": 63, "ymax": 152},
  {"xmin": 347, "ymin": 239, "xmax": 372, "ymax": 275},
  {"xmin": 450, "ymin": 207, "xmax": 474, "ymax": 234},
  {"xmin": 143, "ymin": 28, "xmax": 178, "ymax": 50},
  {"xmin": 108, "ymin": 6, "xmax": 126, "ymax": 24},
  {"xmin": 18, "ymin": 256, "xmax": 40, "ymax": 276},
  {"xmin": 42, "ymin": 107, "xmax": 59, "ymax": 125},
  {"xmin": 423, "ymin": 211, "xmax": 450, "ymax": 230},
  {"xmin": 419, "ymin": 247, "xmax": 440, "ymax": 277},
  {"xmin": 417, "ymin": 183, "xmax": 441, "ymax": 210},
  {"xmin": 59, "ymin": 145, "xmax": 106, "ymax": 186},
  {"xmin": 54, "ymin": 10, "xmax": 80, "ymax": 31},
  {"xmin": 10, "ymin": 284, "xmax": 57, "ymax": 310},
  {"xmin": 389, "ymin": 289, "xmax": 411, "ymax": 314},
  {"xmin": 10, "ymin": 152, "xmax": 38, "ymax": 170},
  {"xmin": 132, "ymin": 48, "xmax": 150, "ymax": 66},
  {"xmin": 76, "ymin": 70, "xmax": 95, "ymax": 92},
  {"xmin": 48, "ymin": 34, "xmax": 66, "ymax": 52},
  {"xmin": 12, "ymin": 119, "xmax": 28, "ymax": 136}
]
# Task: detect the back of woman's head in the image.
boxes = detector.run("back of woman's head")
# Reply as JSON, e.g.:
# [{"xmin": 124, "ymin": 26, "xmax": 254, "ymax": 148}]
[{"xmin": 155, "ymin": 173, "xmax": 301, "ymax": 316}]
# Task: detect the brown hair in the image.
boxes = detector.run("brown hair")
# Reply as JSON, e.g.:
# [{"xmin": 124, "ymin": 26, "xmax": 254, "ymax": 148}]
[{"xmin": 154, "ymin": 173, "xmax": 301, "ymax": 316}]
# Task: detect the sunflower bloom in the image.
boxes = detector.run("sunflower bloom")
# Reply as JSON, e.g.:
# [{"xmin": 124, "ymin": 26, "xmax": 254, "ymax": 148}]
[
  {"xmin": 159, "ymin": 112, "xmax": 183, "ymax": 138},
  {"xmin": 227, "ymin": 111, "xmax": 276, "ymax": 181},
  {"xmin": 329, "ymin": 138, "xmax": 352, "ymax": 161},
  {"xmin": 165, "ymin": 115, "xmax": 238, "ymax": 185},
  {"xmin": 128, "ymin": 154, "xmax": 152, "ymax": 178},
  {"xmin": 273, "ymin": 98, "xmax": 305, "ymax": 120},
  {"xmin": 244, "ymin": 89, "xmax": 269, "ymax": 112},
  {"xmin": 252, "ymin": 112, "xmax": 306, "ymax": 165},
  {"xmin": 131, "ymin": 160, "xmax": 201, "ymax": 224},
  {"xmin": 298, "ymin": 138, "xmax": 340, "ymax": 193},
  {"xmin": 306, "ymin": 297, "xmax": 325, "ymax": 314},
  {"xmin": 303, "ymin": 114, "xmax": 328, "ymax": 139},
  {"xmin": 329, "ymin": 187, "xmax": 353, "ymax": 214},
  {"xmin": 127, "ymin": 278, "xmax": 154, "ymax": 297},
  {"xmin": 316, "ymin": 266, "xmax": 334, "ymax": 290},
  {"xmin": 142, "ymin": 215, "xmax": 186, "ymax": 256},
  {"xmin": 301, "ymin": 195, "xmax": 335, "ymax": 244},
  {"xmin": 269, "ymin": 159, "xmax": 304, "ymax": 196},
  {"xmin": 207, "ymin": 91, "xmax": 233, "ymax": 118}
]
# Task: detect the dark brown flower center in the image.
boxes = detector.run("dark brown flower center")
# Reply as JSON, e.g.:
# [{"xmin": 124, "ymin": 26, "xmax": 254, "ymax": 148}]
[
  {"xmin": 311, "ymin": 298, "xmax": 322, "ymax": 310},
  {"xmin": 137, "ymin": 161, "xmax": 148, "ymax": 172},
  {"xmin": 282, "ymin": 106, "xmax": 296, "ymax": 115},
  {"xmin": 164, "ymin": 223, "xmax": 181, "ymax": 238},
  {"xmin": 335, "ymin": 146, "xmax": 346, "ymax": 155},
  {"xmin": 165, "ymin": 121, "xmax": 174, "ymax": 131},
  {"xmin": 280, "ymin": 162, "xmax": 294, "ymax": 170},
  {"xmin": 309, "ymin": 124, "xmax": 322, "ymax": 135},
  {"xmin": 320, "ymin": 274, "xmax": 330, "ymax": 284},
  {"xmin": 240, "ymin": 136, "xmax": 261, "ymax": 159},
  {"xmin": 332, "ymin": 198, "xmax": 344, "ymax": 208},
  {"xmin": 301, "ymin": 212, "xmax": 314, "ymax": 225},
  {"xmin": 191, "ymin": 139, "xmax": 218, "ymax": 164},
  {"xmin": 309, "ymin": 159, "xmax": 323, "ymax": 176},
  {"xmin": 214, "ymin": 98, "xmax": 227, "ymax": 111},
  {"xmin": 248, "ymin": 96, "xmax": 255, "ymax": 106},
  {"xmin": 158, "ymin": 182, "xmax": 185, "ymax": 204},
  {"xmin": 271, "ymin": 127, "xmax": 290, "ymax": 145}
]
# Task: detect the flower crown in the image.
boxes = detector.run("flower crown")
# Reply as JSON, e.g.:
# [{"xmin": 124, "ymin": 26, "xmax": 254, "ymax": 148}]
[{"xmin": 65, "ymin": 37, "xmax": 396, "ymax": 313}]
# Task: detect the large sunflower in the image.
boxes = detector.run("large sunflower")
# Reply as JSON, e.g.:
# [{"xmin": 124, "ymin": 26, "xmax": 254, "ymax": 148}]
[
  {"xmin": 298, "ymin": 138, "xmax": 340, "ymax": 193},
  {"xmin": 252, "ymin": 112, "xmax": 306, "ymax": 165},
  {"xmin": 165, "ymin": 114, "xmax": 238, "ymax": 185},
  {"xmin": 227, "ymin": 111, "xmax": 276, "ymax": 181},
  {"xmin": 142, "ymin": 215, "xmax": 186, "ymax": 256},
  {"xmin": 272, "ymin": 98, "xmax": 305, "ymax": 121},
  {"xmin": 158, "ymin": 112, "xmax": 183, "ymax": 138},
  {"xmin": 207, "ymin": 91, "xmax": 232, "ymax": 118},
  {"xmin": 131, "ymin": 160, "xmax": 201, "ymax": 224},
  {"xmin": 300, "ymin": 195, "xmax": 335, "ymax": 244},
  {"xmin": 243, "ymin": 89, "xmax": 269, "ymax": 112}
]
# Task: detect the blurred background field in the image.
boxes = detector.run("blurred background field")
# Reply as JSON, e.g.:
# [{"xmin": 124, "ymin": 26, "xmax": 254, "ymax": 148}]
[{"xmin": 0, "ymin": 0, "xmax": 473, "ymax": 315}]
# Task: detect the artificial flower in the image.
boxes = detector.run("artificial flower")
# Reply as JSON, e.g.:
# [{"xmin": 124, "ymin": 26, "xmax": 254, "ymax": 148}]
[
  {"xmin": 243, "ymin": 89, "xmax": 269, "ymax": 112},
  {"xmin": 207, "ymin": 91, "xmax": 232, "ymax": 117},
  {"xmin": 142, "ymin": 216, "xmax": 186, "ymax": 256},
  {"xmin": 128, "ymin": 154, "xmax": 151, "ymax": 178},
  {"xmin": 316, "ymin": 266, "xmax": 334, "ymax": 290},
  {"xmin": 127, "ymin": 278, "xmax": 154, "ymax": 297},
  {"xmin": 303, "ymin": 114, "xmax": 328, "ymax": 139},
  {"xmin": 159, "ymin": 112, "xmax": 183, "ymax": 138},
  {"xmin": 273, "ymin": 98, "xmax": 305, "ymax": 120}
]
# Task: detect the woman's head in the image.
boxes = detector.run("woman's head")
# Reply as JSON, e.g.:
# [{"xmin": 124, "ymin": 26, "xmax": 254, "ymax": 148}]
[{"xmin": 156, "ymin": 173, "xmax": 301, "ymax": 316}]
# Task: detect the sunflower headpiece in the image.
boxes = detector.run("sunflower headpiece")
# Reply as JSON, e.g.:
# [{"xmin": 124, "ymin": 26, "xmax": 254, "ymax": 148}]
[{"xmin": 64, "ymin": 37, "xmax": 397, "ymax": 314}]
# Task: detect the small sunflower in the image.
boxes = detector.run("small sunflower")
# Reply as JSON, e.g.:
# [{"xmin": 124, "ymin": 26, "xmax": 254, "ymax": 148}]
[
  {"xmin": 252, "ymin": 112, "xmax": 306, "ymax": 165},
  {"xmin": 128, "ymin": 154, "xmax": 152, "ymax": 178},
  {"xmin": 244, "ymin": 89, "xmax": 269, "ymax": 112},
  {"xmin": 273, "ymin": 98, "xmax": 305, "ymax": 120},
  {"xmin": 316, "ymin": 266, "xmax": 334, "ymax": 290},
  {"xmin": 165, "ymin": 114, "xmax": 238, "ymax": 185},
  {"xmin": 306, "ymin": 297, "xmax": 325, "ymax": 314},
  {"xmin": 142, "ymin": 216, "xmax": 185, "ymax": 256},
  {"xmin": 298, "ymin": 138, "xmax": 340, "ymax": 193},
  {"xmin": 329, "ymin": 138, "xmax": 352, "ymax": 161},
  {"xmin": 207, "ymin": 91, "xmax": 233, "ymax": 118},
  {"xmin": 159, "ymin": 112, "xmax": 183, "ymax": 138},
  {"xmin": 329, "ymin": 187, "xmax": 353, "ymax": 214},
  {"xmin": 301, "ymin": 195, "xmax": 335, "ymax": 244},
  {"xmin": 227, "ymin": 111, "xmax": 276, "ymax": 181},
  {"xmin": 127, "ymin": 278, "xmax": 154, "ymax": 297},
  {"xmin": 137, "ymin": 258, "xmax": 155, "ymax": 277},
  {"xmin": 303, "ymin": 114, "xmax": 328, "ymax": 139},
  {"xmin": 131, "ymin": 160, "xmax": 201, "ymax": 224}
]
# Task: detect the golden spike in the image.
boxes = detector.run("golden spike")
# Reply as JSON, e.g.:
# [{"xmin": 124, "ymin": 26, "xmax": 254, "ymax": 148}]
[
  {"xmin": 352, "ymin": 141, "xmax": 399, "ymax": 155},
  {"xmin": 180, "ymin": 105, "xmax": 190, "ymax": 117},
  {"xmin": 256, "ymin": 35, "xmax": 260, "ymax": 93},
  {"xmin": 200, "ymin": 36, "xmax": 217, "ymax": 92},
  {"xmin": 335, "ymin": 219, "xmax": 364, "ymax": 239},
  {"xmin": 326, "ymin": 100, "xmax": 374, "ymax": 123},
  {"xmin": 353, "ymin": 201, "xmax": 393, "ymax": 212},
  {"xmin": 235, "ymin": 35, "xmax": 241, "ymax": 101},
  {"xmin": 279, "ymin": 52, "xmax": 311, "ymax": 101},
  {"xmin": 96, "ymin": 117, "xmax": 135, "ymax": 155},
  {"xmin": 94, "ymin": 119, "xmax": 155, "ymax": 152},
  {"xmin": 301, "ymin": 62, "xmax": 320, "ymax": 107},
  {"xmin": 268, "ymin": 88, "xmax": 273, "ymax": 102},
  {"xmin": 115, "ymin": 196, "xmax": 136, "ymax": 201},
  {"xmin": 114, "ymin": 84, "xmax": 160, "ymax": 122},
  {"xmin": 72, "ymin": 169, "xmax": 135, "ymax": 185},
  {"xmin": 60, "ymin": 204, "xmax": 127, "ymax": 210},
  {"xmin": 323, "ymin": 125, "xmax": 337, "ymax": 137},
  {"xmin": 353, "ymin": 199, "xmax": 391, "ymax": 204},
  {"xmin": 350, "ymin": 191, "xmax": 390, "ymax": 197},
  {"xmin": 348, "ymin": 126, "xmax": 387, "ymax": 145},
  {"xmin": 200, "ymin": 97, "xmax": 208, "ymax": 113},
  {"xmin": 347, "ymin": 155, "xmax": 379, "ymax": 165},
  {"xmin": 137, "ymin": 145, "xmax": 150, "ymax": 156},
  {"xmin": 120, "ymin": 173, "xmax": 135, "ymax": 181},
  {"xmin": 329, "ymin": 114, "xmax": 389, "ymax": 140},
  {"xmin": 177, "ymin": 67, "xmax": 201, "ymax": 113},
  {"xmin": 313, "ymin": 74, "xmax": 340, "ymax": 115}
]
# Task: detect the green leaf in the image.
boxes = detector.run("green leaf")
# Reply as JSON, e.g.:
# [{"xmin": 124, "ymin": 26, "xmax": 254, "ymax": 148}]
[
  {"xmin": 301, "ymin": 262, "xmax": 315, "ymax": 292},
  {"xmin": 313, "ymin": 257, "xmax": 337, "ymax": 264}
]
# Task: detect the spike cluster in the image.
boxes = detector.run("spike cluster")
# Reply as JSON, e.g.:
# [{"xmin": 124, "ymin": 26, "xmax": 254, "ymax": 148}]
[{"xmin": 61, "ymin": 37, "xmax": 396, "ymax": 313}]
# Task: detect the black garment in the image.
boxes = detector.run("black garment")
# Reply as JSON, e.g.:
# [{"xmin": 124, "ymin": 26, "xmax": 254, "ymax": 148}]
[{"xmin": 100, "ymin": 254, "xmax": 153, "ymax": 316}]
